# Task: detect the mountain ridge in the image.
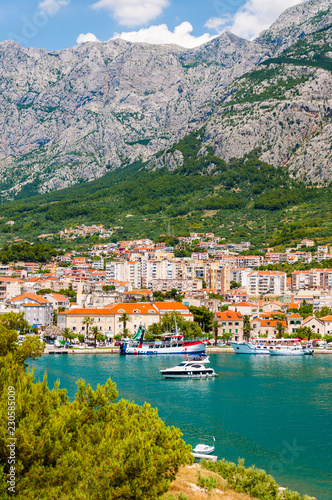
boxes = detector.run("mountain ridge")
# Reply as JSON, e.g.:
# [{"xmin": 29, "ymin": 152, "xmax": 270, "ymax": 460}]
[{"xmin": 0, "ymin": 0, "xmax": 331, "ymax": 198}]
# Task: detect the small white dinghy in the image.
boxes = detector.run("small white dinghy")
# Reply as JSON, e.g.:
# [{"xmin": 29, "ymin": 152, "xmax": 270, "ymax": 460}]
[{"xmin": 193, "ymin": 436, "xmax": 215, "ymax": 455}]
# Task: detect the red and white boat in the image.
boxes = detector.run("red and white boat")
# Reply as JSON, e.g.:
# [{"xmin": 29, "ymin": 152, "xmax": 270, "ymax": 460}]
[{"xmin": 120, "ymin": 325, "xmax": 206, "ymax": 355}]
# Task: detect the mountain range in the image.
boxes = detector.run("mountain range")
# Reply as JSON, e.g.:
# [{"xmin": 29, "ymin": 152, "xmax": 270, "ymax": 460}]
[{"xmin": 0, "ymin": 0, "xmax": 331, "ymax": 200}]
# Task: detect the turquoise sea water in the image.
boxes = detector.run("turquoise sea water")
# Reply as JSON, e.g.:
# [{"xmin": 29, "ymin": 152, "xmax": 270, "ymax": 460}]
[{"xmin": 30, "ymin": 353, "xmax": 332, "ymax": 500}]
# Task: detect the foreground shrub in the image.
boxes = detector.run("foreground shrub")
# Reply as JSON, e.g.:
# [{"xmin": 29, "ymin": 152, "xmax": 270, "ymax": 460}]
[
  {"xmin": 202, "ymin": 458, "xmax": 313, "ymax": 500},
  {"xmin": 0, "ymin": 319, "xmax": 192, "ymax": 499}
]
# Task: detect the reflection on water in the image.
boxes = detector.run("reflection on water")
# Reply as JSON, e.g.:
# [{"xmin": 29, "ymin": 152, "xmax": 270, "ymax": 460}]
[{"xmin": 31, "ymin": 353, "xmax": 332, "ymax": 500}]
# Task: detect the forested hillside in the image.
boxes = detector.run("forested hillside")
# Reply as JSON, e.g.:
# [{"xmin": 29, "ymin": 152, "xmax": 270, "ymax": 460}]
[
  {"xmin": 0, "ymin": 0, "xmax": 331, "ymax": 247},
  {"xmin": 0, "ymin": 130, "xmax": 331, "ymax": 248}
]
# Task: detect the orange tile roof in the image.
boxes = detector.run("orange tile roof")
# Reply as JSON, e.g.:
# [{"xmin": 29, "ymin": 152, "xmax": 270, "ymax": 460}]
[
  {"xmin": 123, "ymin": 289, "xmax": 152, "ymax": 295},
  {"xmin": 232, "ymin": 302, "xmax": 257, "ymax": 307},
  {"xmin": 320, "ymin": 315, "xmax": 332, "ymax": 321},
  {"xmin": 109, "ymin": 303, "xmax": 159, "ymax": 314},
  {"xmin": 59, "ymin": 308, "xmax": 114, "ymax": 316},
  {"xmin": 8, "ymin": 292, "xmax": 50, "ymax": 304},
  {"xmin": 251, "ymin": 319, "xmax": 287, "ymax": 327},
  {"xmin": 153, "ymin": 302, "xmax": 189, "ymax": 310},
  {"xmin": 216, "ymin": 310, "xmax": 243, "ymax": 320},
  {"xmin": 48, "ymin": 293, "xmax": 69, "ymax": 301},
  {"xmin": 0, "ymin": 277, "xmax": 24, "ymax": 282}
]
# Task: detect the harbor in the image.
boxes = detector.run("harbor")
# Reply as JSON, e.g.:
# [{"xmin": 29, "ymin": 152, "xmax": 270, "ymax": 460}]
[
  {"xmin": 44, "ymin": 344, "xmax": 332, "ymax": 355},
  {"xmin": 31, "ymin": 352, "xmax": 332, "ymax": 500}
]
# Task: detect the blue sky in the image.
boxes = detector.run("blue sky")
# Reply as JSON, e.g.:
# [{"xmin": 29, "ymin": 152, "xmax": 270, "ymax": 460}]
[{"xmin": 0, "ymin": 0, "xmax": 306, "ymax": 50}]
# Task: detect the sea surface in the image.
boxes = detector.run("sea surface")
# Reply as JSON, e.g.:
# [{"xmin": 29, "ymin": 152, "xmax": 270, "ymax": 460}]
[{"xmin": 30, "ymin": 353, "xmax": 332, "ymax": 500}]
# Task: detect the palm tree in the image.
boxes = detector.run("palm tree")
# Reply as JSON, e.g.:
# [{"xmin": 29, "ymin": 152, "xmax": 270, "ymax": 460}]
[
  {"xmin": 212, "ymin": 320, "xmax": 220, "ymax": 346},
  {"xmin": 82, "ymin": 316, "xmax": 93, "ymax": 339},
  {"xmin": 243, "ymin": 315, "xmax": 251, "ymax": 342},
  {"xmin": 119, "ymin": 313, "xmax": 131, "ymax": 334},
  {"xmin": 295, "ymin": 326, "xmax": 314, "ymax": 341},
  {"xmin": 91, "ymin": 326, "xmax": 99, "ymax": 348},
  {"xmin": 62, "ymin": 327, "xmax": 71, "ymax": 340},
  {"xmin": 276, "ymin": 321, "xmax": 286, "ymax": 339}
]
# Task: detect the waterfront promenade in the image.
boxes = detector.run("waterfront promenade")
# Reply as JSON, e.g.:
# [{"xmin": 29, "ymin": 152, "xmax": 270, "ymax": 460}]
[{"xmin": 44, "ymin": 345, "xmax": 332, "ymax": 355}]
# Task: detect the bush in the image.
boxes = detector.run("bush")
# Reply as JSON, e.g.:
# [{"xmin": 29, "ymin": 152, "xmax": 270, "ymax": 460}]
[
  {"xmin": 197, "ymin": 471, "xmax": 218, "ymax": 492},
  {"xmin": 202, "ymin": 458, "xmax": 312, "ymax": 500},
  {"xmin": 0, "ymin": 322, "xmax": 193, "ymax": 499}
]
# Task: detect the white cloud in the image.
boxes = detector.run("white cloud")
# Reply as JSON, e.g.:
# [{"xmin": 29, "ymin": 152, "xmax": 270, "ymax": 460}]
[
  {"xmin": 205, "ymin": 0, "xmax": 307, "ymax": 40},
  {"xmin": 113, "ymin": 22, "xmax": 215, "ymax": 48},
  {"xmin": 204, "ymin": 16, "xmax": 231, "ymax": 32},
  {"xmin": 38, "ymin": 0, "xmax": 70, "ymax": 16},
  {"xmin": 77, "ymin": 32, "xmax": 100, "ymax": 44},
  {"xmin": 91, "ymin": 0, "xmax": 169, "ymax": 26}
]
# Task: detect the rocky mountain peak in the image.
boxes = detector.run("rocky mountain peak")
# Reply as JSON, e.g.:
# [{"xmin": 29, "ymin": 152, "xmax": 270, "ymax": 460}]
[
  {"xmin": 256, "ymin": 0, "xmax": 332, "ymax": 53},
  {"xmin": 0, "ymin": 0, "xmax": 331, "ymax": 198}
]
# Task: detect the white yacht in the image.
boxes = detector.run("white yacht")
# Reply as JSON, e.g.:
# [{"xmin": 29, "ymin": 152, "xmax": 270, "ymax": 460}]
[
  {"xmin": 231, "ymin": 338, "xmax": 312, "ymax": 355},
  {"xmin": 159, "ymin": 359, "xmax": 218, "ymax": 379},
  {"xmin": 270, "ymin": 344, "xmax": 305, "ymax": 356},
  {"xmin": 231, "ymin": 339, "xmax": 280, "ymax": 354}
]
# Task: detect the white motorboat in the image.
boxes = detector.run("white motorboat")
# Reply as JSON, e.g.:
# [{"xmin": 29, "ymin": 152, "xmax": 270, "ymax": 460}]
[
  {"xmin": 302, "ymin": 344, "xmax": 314, "ymax": 355},
  {"xmin": 193, "ymin": 436, "xmax": 215, "ymax": 455},
  {"xmin": 159, "ymin": 360, "xmax": 218, "ymax": 379}
]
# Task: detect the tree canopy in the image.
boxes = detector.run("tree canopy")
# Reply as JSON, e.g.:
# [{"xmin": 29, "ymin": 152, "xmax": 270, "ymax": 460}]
[
  {"xmin": 148, "ymin": 311, "xmax": 202, "ymax": 339},
  {"xmin": 0, "ymin": 242, "xmax": 57, "ymax": 265},
  {"xmin": 188, "ymin": 306, "xmax": 213, "ymax": 332}
]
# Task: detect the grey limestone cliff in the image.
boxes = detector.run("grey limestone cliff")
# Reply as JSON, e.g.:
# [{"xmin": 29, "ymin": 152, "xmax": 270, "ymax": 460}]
[{"xmin": 0, "ymin": 0, "xmax": 331, "ymax": 197}]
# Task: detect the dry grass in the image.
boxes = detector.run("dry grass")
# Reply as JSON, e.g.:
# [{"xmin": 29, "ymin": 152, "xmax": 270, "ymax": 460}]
[
  {"xmin": 203, "ymin": 210, "xmax": 218, "ymax": 217},
  {"xmin": 162, "ymin": 464, "xmax": 258, "ymax": 500}
]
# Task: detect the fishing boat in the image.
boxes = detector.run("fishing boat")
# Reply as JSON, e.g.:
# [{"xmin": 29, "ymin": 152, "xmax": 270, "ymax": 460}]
[
  {"xmin": 120, "ymin": 325, "xmax": 206, "ymax": 355},
  {"xmin": 159, "ymin": 359, "xmax": 217, "ymax": 379}
]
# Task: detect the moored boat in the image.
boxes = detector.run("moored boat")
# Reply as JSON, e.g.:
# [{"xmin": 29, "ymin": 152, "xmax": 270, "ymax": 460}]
[
  {"xmin": 231, "ymin": 338, "xmax": 314, "ymax": 355},
  {"xmin": 302, "ymin": 344, "xmax": 314, "ymax": 355},
  {"xmin": 231, "ymin": 341, "xmax": 271, "ymax": 354},
  {"xmin": 193, "ymin": 436, "xmax": 215, "ymax": 455},
  {"xmin": 120, "ymin": 325, "xmax": 206, "ymax": 355},
  {"xmin": 270, "ymin": 344, "xmax": 305, "ymax": 356},
  {"xmin": 159, "ymin": 359, "xmax": 217, "ymax": 378}
]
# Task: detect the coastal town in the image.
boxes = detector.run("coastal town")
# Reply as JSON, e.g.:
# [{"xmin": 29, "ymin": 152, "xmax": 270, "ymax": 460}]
[{"xmin": 2, "ymin": 230, "xmax": 332, "ymax": 344}]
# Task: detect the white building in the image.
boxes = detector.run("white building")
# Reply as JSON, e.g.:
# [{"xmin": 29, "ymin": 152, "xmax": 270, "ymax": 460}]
[
  {"xmin": 0, "ymin": 278, "xmax": 24, "ymax": 302},
  {"xmin": 247, "ymin": 271, "xmax": 287, "ymax": 296},
  {"xmin": 7, "ymin": 293, "xmax": 53, "ymax": 328}
]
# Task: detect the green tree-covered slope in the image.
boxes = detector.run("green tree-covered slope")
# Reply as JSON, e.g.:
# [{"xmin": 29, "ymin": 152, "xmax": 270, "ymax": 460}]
[{"xmin": 0, "ymin": 130, "xmax": 331, "ymax": 248}]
